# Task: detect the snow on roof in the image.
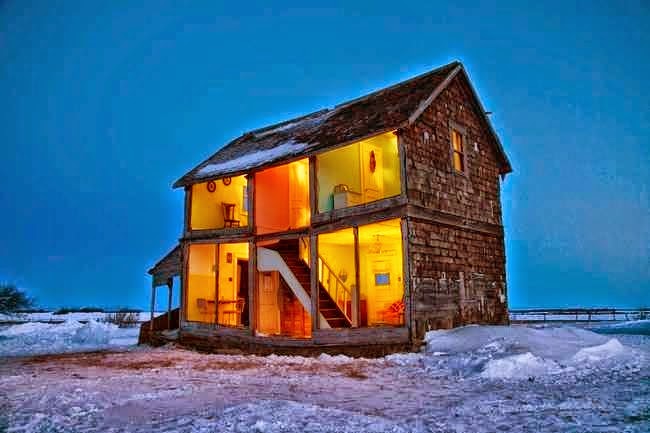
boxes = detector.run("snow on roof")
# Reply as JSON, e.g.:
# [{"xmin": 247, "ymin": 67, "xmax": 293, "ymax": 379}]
[{"xmin": 195, "ymin": 140, "xmax": 307, "ymax": 179}]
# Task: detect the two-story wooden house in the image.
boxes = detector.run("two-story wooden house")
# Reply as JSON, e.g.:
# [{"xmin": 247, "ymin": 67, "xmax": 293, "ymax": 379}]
[{"xmin": 141, "ymin": 61, "xmax": 512, "ymax": 356}]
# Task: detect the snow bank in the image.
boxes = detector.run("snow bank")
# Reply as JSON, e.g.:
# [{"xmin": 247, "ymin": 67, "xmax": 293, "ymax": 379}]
[
  {"xmin": 0, "ymin": 320, "xmax": 137, "ymax": 357},
  {"xmin": 423, "ymin": 325, "xmax": 643, "ymax": 381},
  {"xmin": 480, "ymin": 352, "xmax": 561, "ymax": 379}
]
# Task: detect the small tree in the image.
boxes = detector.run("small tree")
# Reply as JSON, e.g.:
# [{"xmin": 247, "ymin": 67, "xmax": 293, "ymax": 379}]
[{"xmin": 0, "ymin": 283, "xmax": 34, "ymax": 314}]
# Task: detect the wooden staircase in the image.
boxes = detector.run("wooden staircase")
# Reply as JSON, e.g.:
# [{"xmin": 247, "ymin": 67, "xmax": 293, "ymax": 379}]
[{"xmin": 269, "ymin": 239, "xmax": 351, "ymax": 328}]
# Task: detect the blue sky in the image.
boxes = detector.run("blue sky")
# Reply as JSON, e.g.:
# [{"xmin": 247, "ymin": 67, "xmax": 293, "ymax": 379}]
[{"xmin": 1, "ymin": 1, "xmax": 648, "ymax": 309}]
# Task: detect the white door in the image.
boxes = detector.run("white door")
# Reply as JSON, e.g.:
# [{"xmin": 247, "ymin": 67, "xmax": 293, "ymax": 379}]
[
  {"xmin": 289, "ymin": 160, "xmax": 309, "ymax": 228},
  {"xmin": 360, "ymin": 142, "xmax": 383, "ymax": 203},
  {"xmin": 257, "ymin": 272, "xmax": 280, "ymax": 335}
]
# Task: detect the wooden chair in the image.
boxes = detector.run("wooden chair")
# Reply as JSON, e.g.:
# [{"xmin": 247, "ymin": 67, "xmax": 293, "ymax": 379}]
[
  {"xmin": 377, "ymin": 300, "xmax": 405, "ymax": 326},
  {"xmin": 221, "ymin": 202, "xmax": 240, "ymax": 228},
  {"xmin": 222, "ymin": 298, "xmax": 246, "ymax": 327},
  {"xmin": 196, "ymin": 298, "xmax": 215, "ymax": 322}
]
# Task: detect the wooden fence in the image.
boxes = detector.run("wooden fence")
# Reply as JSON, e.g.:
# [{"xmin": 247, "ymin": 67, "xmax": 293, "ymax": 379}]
[{"xmin": 509, "ymin": 308, "xmax": 649, "ymax": 323}]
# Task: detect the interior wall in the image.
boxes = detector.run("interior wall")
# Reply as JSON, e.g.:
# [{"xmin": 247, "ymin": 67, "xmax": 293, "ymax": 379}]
[
  {"xmin": 358, "ymin": 219, "xmax": 404, "ymax": 326},
  {"xmin": 316, "ymin": 131, "xmax": 401, "ymax": 213},
  {"xmin": 186, "ymin": 243, "xmax": 217, "ymax": 323},
  {"xmin": 191, "ymin": 175, "xmax": 248, "ymax": 230},
  {"xmin": 317, "ymin": 228, "xmax": 356, "ymax": 321},
  {"xmin": 255, "ymin": 165, "xmax": 290, "ymax": 233},
  {"xmin": 317, "ymin": 143, "xmax": 361, "ymax": 212},
  {"xmin": 255, "ymin": 159, "xmax": 309, "ymax": 234},
  {"xmin": 216, "ymin": 242, "xmax": 249, "ymax": 325}
]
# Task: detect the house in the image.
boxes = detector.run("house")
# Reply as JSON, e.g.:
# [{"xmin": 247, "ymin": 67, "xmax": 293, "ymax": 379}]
[{"xmin": 140, "ymin": 61, "xmax": 512, "ymax": 356}]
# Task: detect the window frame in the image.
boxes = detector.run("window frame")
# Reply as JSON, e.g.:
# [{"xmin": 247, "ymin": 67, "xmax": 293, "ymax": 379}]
[{"xmin": 448, "ymin": 121, "xmax": 468, "ymax": 175}]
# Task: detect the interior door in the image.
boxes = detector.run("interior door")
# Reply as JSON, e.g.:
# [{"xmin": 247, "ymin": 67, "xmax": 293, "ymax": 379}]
[
  {"xmin": 289, "ymin": 159, "xmax": 309, "ymax": 228},
  {"xmin": 360, "ymin": 142, "xmax": 383, "ymax": 203},
  {"xmin": 257, "ymin": 272, "xmax": 280, "ymax": 335}
]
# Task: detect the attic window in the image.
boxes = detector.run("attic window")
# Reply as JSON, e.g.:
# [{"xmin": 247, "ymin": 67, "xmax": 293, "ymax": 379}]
[{"xmin": 451, "ymin": 129, "xmax": 466, "ymax": 173}]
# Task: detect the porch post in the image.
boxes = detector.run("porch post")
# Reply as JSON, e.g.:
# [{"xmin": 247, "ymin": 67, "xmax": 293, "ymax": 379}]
[
  {"xmin": 166, "ymin": 277, "xmax": 173, "ymax": 330},
  {"xmin": 401, "ymin": 217, "xmax": 412, "ymax": 337},
  {"xmin": 248, "ymin": 240, "xmax": 257, "ymax": 334},
  {"xmin": 149, "ymin": 283, "xmax": 156, "ymax": 332},
  {"xmin": 352, "ymin": 226, "xmax": 360, "ymax": 327},
  {"xmin": 310, "ymin": 232, "xmax": 319, "ymax": 331},
  {"xmin": 214, "ymin": 244, "xmax": 220, "ymax": 326}
]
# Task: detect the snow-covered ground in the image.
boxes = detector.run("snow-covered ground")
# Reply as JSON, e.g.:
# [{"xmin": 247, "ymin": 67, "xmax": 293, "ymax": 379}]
[
  {"xmin": 0, "ymin": 320, "xmax": 140, "ymax": 357},
  {"xmin": 1, "ymin": 323, "xmax": 649, "ymax": 432}
]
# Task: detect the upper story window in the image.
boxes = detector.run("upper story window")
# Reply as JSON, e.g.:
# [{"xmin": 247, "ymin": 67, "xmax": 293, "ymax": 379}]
[
  {"xmin": 451, "ymin": 128, "xmax": 466, "ymax": 173},
  {"xmin": 190, "ymin": 175, "xmax": 248, "ymax": 230},
  {"xmin": 316, "ymin": 131, "xmax": 401, "ymax": 213}
]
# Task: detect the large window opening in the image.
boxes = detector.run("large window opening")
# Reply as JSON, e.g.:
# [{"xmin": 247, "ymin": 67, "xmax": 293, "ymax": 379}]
[
  {"xmin": 186, "ymin": 242, "xmax": 249, "ymax": 327},
  {"xmin": 190, "ymin": 175, "xmax": 248, "ymax": 230},
  {"xmin": 315, "ymin": 219, "xmax": 405, "ymax": 328},
  {"xmin": 316, "ymin": 131, "xmax": 401, "ymax": 213},
  {"xmin": 255, "ymin": 238, "xmax": 312, "ymax": 338},
  {"xmin": 358, "ymin": 219, "xmax": 404, "ymax": 327},
  {"xmin": 317, "ymin": 229, "xmax": 355, "ymax": 328},
  {"xmin": 255, "ymin": 159, "xmax": 310, "ymax": 234}
]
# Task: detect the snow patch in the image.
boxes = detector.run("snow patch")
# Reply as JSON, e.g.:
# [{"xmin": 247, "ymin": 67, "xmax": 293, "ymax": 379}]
[{"xmin": 481, "ymin": 352, "xmax": 561, "ymax": 379}]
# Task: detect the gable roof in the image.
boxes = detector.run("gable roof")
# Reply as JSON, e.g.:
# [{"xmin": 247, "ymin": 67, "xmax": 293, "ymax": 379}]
[{"xmin": 174, "ymin": 61, "xmax": 511, "ymax": 188}]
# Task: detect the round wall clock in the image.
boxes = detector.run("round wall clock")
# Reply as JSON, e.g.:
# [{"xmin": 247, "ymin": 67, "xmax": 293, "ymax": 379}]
[
  {"xmin": 206, "ymin": 181, "xmax": 216, "ymax": 193},
  {"xmin": 222, "ymin": 177, "xmax": 232, "ymax": 186}
]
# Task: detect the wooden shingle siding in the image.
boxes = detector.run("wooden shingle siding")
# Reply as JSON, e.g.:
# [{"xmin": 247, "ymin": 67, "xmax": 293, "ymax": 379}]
[{"xmin": 402, "ymin": 74, "xmax": 509, "ymax": 339}]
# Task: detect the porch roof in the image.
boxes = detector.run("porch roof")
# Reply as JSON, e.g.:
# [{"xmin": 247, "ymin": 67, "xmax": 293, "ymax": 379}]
[{"xmin": 148, "ymin": 245, "xmax": 181, "ymax": 287}]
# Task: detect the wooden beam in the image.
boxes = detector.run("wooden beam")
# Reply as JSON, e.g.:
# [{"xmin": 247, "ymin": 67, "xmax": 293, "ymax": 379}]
[
  {"xmin": 247, "ymin": 173, "xmax": 255, "ymax": 231},
  {"xmin": 248, "ymin": 240, "xmax": 257, "ymax": 335},
  {"xmin": 180, "ymin": 242, "xmax": 189, "ymax": 325},
  {"xmin": 352, "ymin": 226, "xmax": 360, "ymax": 327},
  {"xmin": 397, "ymin": 131, "xmax": 408, "ymax": 201},
  {"xmin": 312, "ymin": 201, "xmax": 407, "ymax": 235},
  {"xmin": 182, "ymin": 227, "xmax": 251, "ymax": 242},
  {"xmin": 311, "ymin": 196, "xmax": 406, "ymax": 227},
  {"xmin": 309, "ymin": 155, "xmax": 318, "ymax": 218},
  {"xmin": 254, "ymin": 228, "xmax": 310, "ymax": 243},
  {"xmin": 167, "ymin": 278, "xmax": 173, "ymax": 330},
  {"xmin": 400, "ymin": 217, "xmax": 413, "ymax": 340},
  {"xmin": 184, "ymin": 186, "xmax": 192, "ymax": 234},
  {"xmin": 309, "ymin": 232, "xmax": 319, "ymax": 331},
  {"xmin": 214, "ymin": 243, "xmax": 220, "ymax": 327},
  {"xmin": 406, "ymin": 204, "xmax": 504, "ymax": 236},
  {"xmin": 149, "ymin": 284, "xmax": 156, "ymax": 332}
]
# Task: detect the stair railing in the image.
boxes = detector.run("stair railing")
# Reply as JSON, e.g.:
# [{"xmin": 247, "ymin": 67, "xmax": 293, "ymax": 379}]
[
  {"xmin": 298, "ymin": 237, "xmax": 353, "ymax": 324},
  {"xmin": 317, "ymin": 256, "xmax": 352, "ymax": 323}
]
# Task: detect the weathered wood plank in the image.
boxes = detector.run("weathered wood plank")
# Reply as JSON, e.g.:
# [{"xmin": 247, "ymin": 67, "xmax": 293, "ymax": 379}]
[{"xmin": 313, "ymin": 327, "xmax": 409, "ymax": 345}]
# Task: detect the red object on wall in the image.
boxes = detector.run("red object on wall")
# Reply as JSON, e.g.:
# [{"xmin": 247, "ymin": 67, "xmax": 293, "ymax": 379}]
[{"xmin": 369, "ymin": 150, "xmax": 376, "ymax": 173}]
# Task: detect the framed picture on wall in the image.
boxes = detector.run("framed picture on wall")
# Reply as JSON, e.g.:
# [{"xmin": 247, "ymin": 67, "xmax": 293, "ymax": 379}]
[{"xmin": 374, "ymin": 272, "xmax": 390, "ymax": 286}]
